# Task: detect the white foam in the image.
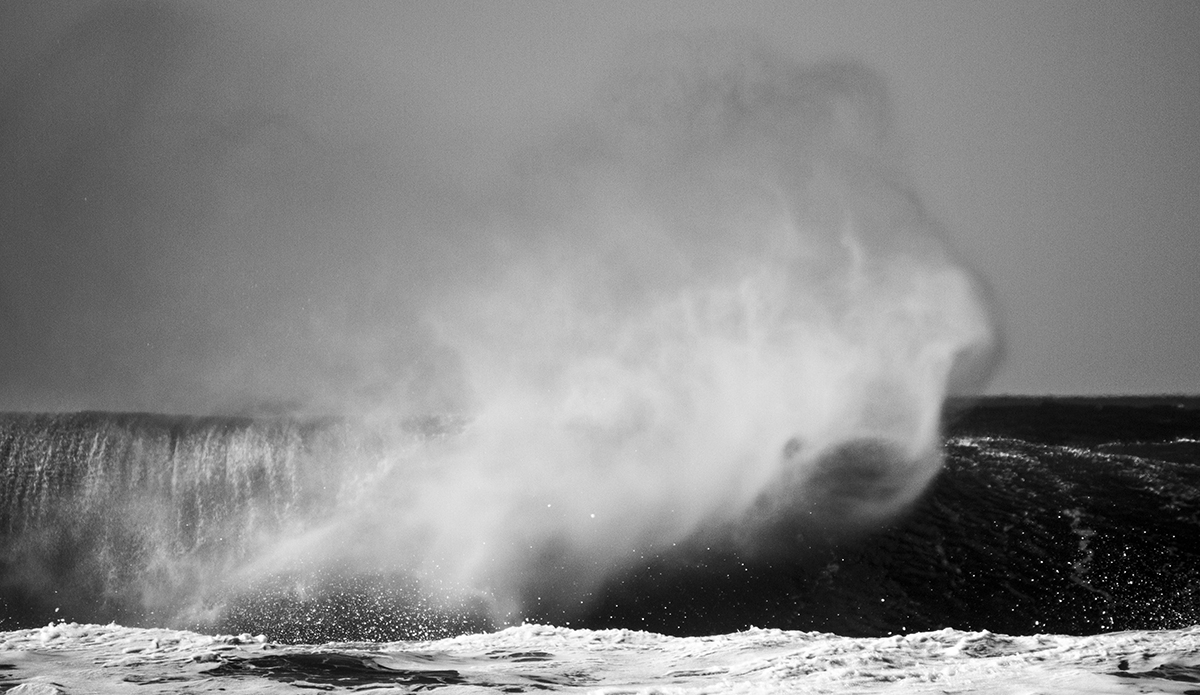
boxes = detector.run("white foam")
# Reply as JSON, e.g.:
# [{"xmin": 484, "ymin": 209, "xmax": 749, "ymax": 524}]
[{"xmin": 2, "ymin": 622, "xmax": 1197, "ymax": 694}]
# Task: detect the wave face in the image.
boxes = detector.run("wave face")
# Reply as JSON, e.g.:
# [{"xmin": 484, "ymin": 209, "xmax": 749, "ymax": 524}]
[
  {"xmin": 2, "ymin": 398, "xmax": 1198, "ymax": 641},
  {"xmin": 578, "ymin": 397, "xmax": 1200, "ymax": 638},
  {"xmin": 0, "ymin": 412, "xmax": 487, "ymax": 639}
]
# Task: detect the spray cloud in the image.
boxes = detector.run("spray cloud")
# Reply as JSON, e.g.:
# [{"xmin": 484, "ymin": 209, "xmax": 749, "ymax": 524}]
[
  {"xmin": 270, "ymin": 34, "xmax": 997, "ymax": 622},
  {"xmin": 0, "ymin": 6, "xmax": 996, "ymax": 628}
]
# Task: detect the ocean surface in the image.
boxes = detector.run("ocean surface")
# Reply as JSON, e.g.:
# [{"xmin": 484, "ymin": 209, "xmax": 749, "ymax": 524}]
[{"xmin": 3, "ymin": 396, "xmax": 1198, "ymax": 644}]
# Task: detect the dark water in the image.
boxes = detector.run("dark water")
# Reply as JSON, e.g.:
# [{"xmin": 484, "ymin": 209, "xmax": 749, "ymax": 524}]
[
  {"xmin": 580, "ymin": 397, "xmax": 1200, "ymax": 638},
  {"xmin": 2, "ymin": 398, "xmax": 1198, "ymax": 641}
]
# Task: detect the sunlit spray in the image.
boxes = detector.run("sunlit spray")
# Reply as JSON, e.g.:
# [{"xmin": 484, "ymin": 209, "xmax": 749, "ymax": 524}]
[
  {"xmin": 0, "ymin": 22, "xmax": 996, "ymax": 633},
  {"xmin": 265, "ymin": 35, "xmax": 997, "ymax": 625}
]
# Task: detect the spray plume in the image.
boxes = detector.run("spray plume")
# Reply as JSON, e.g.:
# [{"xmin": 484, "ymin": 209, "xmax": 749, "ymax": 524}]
[
  {"xmin": 243, "ymin": 34, "xmax": 997, "ymax": 625},
  {"xmin": 0, "ymin": 11, "xmax": 996, "ymax": 631}
]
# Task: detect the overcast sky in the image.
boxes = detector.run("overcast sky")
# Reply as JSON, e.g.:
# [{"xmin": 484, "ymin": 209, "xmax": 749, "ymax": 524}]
[{"xmin": 2, "ymin": 1, "xmax": 1198, "ymax": 413}]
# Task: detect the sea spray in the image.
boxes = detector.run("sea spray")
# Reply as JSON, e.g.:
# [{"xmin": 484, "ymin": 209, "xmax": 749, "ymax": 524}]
[
  {"xmin": 373, "ymin": 37, "xmax": 997, "ymax": 618},
  {"xmin": 212, "ymin": 38, "xmax": 999, "ymax": 625},
  {"xmin": 0, "ymin": 413, "xmax": 322, "ymax": 624},
  {"xmin": 0, "ymin": 33, "xmax": 996, "ymax": 636}
]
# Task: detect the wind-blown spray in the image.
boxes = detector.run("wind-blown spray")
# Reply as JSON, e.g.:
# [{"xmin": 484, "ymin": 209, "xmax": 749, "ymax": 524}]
[
  {"xmin": 0, "ymin": 22, "xmax": 996, "ymax": 634},
  {"xmin": 295, "ymin": 36, "xmax": 997, "ymax": 623}
]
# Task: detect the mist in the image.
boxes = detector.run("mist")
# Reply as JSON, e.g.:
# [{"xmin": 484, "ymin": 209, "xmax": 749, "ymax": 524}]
[
  {"xmin": 379, "ymin": 35, "xmax": 996, "ymax": 617},
  {"xmin": 1, "ymin": 4, "xmax": 996, "ymax": 626}
]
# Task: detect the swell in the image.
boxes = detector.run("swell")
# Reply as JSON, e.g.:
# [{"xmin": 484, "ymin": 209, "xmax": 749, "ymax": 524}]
[
  {"xmin": 575, "ymin": 398, "xmax": 1200, "ymax": 637},
  {"xmin": 0, "ymin": 412, "xmax": 453, "ymax": 633},
  {"xmin": 1, "ymin": 399, "xmax": 1198, "ymax": 640}
]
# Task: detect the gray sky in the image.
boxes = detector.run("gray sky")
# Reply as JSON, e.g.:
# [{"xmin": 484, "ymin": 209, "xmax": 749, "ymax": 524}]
[{"xmin": 2, "ymin": 1, "xmax": 1198, "ymax": 413}]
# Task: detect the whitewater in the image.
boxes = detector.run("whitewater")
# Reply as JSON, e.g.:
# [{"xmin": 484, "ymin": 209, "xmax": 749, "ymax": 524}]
[{"xmin": 3, "ymin": 622, "xmax": 1199, "ymax": 694}]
